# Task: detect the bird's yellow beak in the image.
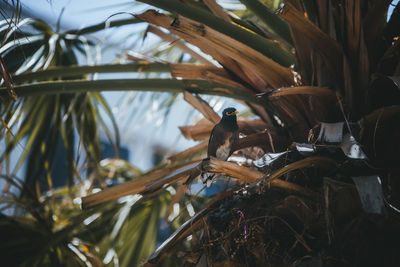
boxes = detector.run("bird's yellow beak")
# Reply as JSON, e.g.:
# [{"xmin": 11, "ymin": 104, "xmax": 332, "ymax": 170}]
[{"xmin": 225, "ymin": 110, "xmax": 239, "ymax": 116}]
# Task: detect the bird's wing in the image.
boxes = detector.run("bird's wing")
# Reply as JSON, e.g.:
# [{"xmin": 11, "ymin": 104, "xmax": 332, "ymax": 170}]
[
  {"xmin": 229, "ymin": 128, "xmax": 239, "ymax": 156},
  {"xmin": 207, "ymin": 123, "xmax": 222, "ymax": 157}
]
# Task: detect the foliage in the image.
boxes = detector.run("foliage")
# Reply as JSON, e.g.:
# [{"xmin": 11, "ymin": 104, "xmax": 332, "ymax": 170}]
[
  {"xmin": 0, "ymin": 17, "xmax": 121, "ymax": 193},
  {"xmin": 1, "ymin": 0, "xmax": 400, "ymax": 266}
]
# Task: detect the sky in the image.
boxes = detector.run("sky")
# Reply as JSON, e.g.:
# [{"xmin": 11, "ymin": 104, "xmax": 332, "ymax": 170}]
[
  {"xmin": 20, "ymin": 0, "xmax": 146, "ymax": 30},
  {"xmin": 389, "ymin": 0, "xmax": 399, "ymax": 20}
]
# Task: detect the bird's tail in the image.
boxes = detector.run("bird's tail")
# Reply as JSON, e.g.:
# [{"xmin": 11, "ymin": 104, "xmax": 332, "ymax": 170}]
[{"xmin": 184, "ymin": 163, "xmax": 201, "ymax": 185}]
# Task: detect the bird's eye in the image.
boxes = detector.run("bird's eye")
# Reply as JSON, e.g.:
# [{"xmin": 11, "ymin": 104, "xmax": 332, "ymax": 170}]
[{"xmin": 225, "ymin": 112, "xmax": 229, "ymax": 116}]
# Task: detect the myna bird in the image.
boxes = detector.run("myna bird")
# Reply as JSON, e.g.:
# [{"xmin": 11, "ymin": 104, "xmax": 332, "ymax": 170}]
[
  {"xmin": 207, "ymin": 107, "xmax": 239, "ymax": 160},
  {"xmin": 200, "ymin": 107, "xmax": 239, "ymax": 185}
]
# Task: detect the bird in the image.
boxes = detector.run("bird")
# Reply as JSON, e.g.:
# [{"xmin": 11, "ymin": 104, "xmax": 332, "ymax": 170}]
[{"xmin": 200, "ymin": 107, "xmax": 239, "ymax": 185}]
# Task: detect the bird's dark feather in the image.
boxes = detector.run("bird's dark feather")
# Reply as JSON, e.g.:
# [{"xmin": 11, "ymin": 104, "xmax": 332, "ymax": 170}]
[
  {"xmin": 185, "ymin": 107, "xmax": 239, "ymax": 186},
  {"xmin": 207, "ymin": 119, "xmax": 239, "ymax": 159}
]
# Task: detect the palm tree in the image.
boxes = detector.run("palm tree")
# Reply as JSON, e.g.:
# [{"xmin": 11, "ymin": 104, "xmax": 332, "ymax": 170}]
[{"xmin": 1, "ymin": 0, "xmax": 400, "ymax": 266}]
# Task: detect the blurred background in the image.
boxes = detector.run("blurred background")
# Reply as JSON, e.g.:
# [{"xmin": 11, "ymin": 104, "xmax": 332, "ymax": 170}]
[{"xmin": 1, "ymin": 0, "xmax": 238, "ymax": 172}]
